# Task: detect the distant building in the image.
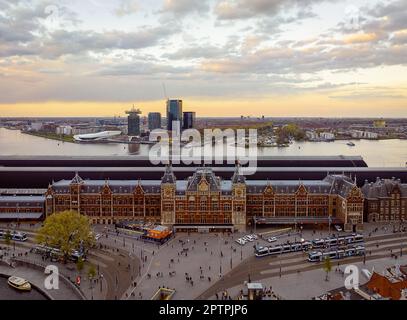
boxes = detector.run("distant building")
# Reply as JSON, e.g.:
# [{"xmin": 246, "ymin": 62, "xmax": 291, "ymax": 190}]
[
  {"xmin": 183, "ymin": 112, "xmax": 196, "ymax": 130},
  {"xmin": 306, "ymin": 131, "xmax": 319, "ymax": 141},
  {"xmin": 71, "ymin": 126, "xmax": 97, "ymax": 135},
  {"xmin": 374, "ymin": 120, "xmax": 387, "ymax": 128},
  {"xmin": 56, "ymin": 125, "xmax": 73, "ymax": 135},
  {"xmin": 30, "ymin": 122, "xmax": 43, "ymax": 132},
  {"xmin": 126, "ymin": 107, "xmax": 142, "ymax": 136},
  {"xmin": 306, "ymin": 131, "xmax": 335, "ymax": 141},
  {"xmin": 320, "ymin": 132, "xmax": 335, "ymax": 141},
  {"xmin": 166, "ymin": 100, "xmax": 183, "ymax": 131},
  {"xmin": 148, "ymin": 112, "xmax": 162, "ymax": 131},
  {"xmin": 361, "ymin": 177, "xmax": 407, "ymax": 223},
  {"xmin": 351, "ymin": 130, "xmax": 378, "ymax": 139}
]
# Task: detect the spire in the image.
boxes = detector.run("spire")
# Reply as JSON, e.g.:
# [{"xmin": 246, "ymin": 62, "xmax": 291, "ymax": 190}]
[
  {"xmin": 161, "ymin": 163, "xmax": 176, "ymax": 184},
  {"xmin": 232, "ymin": 163, "xmax": 246, "ymax": 184}
]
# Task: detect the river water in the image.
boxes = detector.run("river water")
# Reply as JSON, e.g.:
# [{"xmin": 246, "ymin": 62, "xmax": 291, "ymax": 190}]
[
  {"xmin": 0, "ymin": 276, "xmax": 47, "ymax": 300},
  {"xmin": 0, "ymin": 128, "xmax": 406, "ymax": 167}
]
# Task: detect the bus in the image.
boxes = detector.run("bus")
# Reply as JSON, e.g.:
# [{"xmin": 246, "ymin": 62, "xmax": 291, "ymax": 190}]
[
  {"xmin": 0, "ymin": 230, "xmax": 28, "ymax": 242},
  {"xmin": 308, "ymin": 245, "xmax": 365, "ymax": 262}
]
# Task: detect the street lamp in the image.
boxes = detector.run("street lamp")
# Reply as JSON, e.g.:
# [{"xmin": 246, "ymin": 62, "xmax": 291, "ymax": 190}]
[
  {"xmin": 328, "ymin": 215, "xmax": 332, "ymax": 235},
  {"xmin": 100, "ymin": 274, "xmax": 104, "ymax": 292},
  {"xmin": 218, "ymin": 236, "xmax": 222, "ymax": 277},
  {"xmin": 230, "ymin": 246, "xmax": 233, "ymax": 269}
]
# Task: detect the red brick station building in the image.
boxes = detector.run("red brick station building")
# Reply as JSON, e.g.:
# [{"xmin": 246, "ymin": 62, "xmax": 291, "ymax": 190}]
[{"xmin": 0, "ymin": 165, "xmax": 406, "ymax": 232}]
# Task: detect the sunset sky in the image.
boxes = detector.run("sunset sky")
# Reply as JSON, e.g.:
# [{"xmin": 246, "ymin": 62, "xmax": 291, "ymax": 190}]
[{"xmin": 0, "ymin": 0, "xmax": 407, "ymax": 117}]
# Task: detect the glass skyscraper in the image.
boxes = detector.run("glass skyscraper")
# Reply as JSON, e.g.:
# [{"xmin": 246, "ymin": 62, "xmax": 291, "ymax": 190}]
[
  {"xmin": 166, "ymin": 100, "xmax": 183, "ymax": 131},
  {"xmin": 148, "ymin": 112, "xmax": 162, "ymax": 131},
  {"xmin": 183, "ymin": 112, "xmax": 196, "ymax": 130}
]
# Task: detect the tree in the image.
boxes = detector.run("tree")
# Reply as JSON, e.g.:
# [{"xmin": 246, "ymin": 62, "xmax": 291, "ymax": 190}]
[
  {"xmin": 36, "ymin": 211, "xmax": 95, "ymax": 262},
  {"xmin": 76, "ymin": 257, "xmax": 85, "ymax": 273},
  {"xmin": 4, "ymin": 230, "xmax": 11, "ymax": 246},
  {"xmin": 323, "ymin": 256, "xmax": 332, "ymax": 281},
  {"xmin": 88, "ymin": 264, "xmax": 97, "ymax": 280}
]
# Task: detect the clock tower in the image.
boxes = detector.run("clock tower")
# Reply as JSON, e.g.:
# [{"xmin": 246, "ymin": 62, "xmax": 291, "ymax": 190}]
[
  {"xmin": 161, "ymin": 164, "xmax": 176, "ymax": 226},
  {"xmin": 231, "ymin": 164, "xmax": 247, "ymax": 231}
]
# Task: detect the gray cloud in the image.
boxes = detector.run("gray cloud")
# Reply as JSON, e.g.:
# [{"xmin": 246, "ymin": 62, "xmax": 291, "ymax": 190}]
[
  {"xmin": 214, "ymin": 0, "xmax": 327, "ymax": 20},
  {"xmin": 40, "ymin": 25, "xmax": 179, "ymax": 58},
  {"xmin": 161, "ymin": 0, "xmax": 210, "ymax": 16},
  {"xmin": 115, "ymin": 0, "xmax": 139, "ymax": 16},
  {"xmin": 95, "ymin": 61, "xmax": 193, "ymax": 77}
]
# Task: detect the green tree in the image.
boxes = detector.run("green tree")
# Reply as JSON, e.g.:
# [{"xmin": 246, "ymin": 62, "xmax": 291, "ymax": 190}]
[
  {"xmin": 88, "ymin": 264, "xmax": 97, "ymax": 280},
  {"xmin": 323, "ymin": 256, "xmax": 332, "ymax": 281},
  {"xmin": 76, "ymin": 257, "xmax": 85, "ymax": 273},
  {"xmin": 4, "ymin": 230, "xmax": 12, "ymax": 246},
  {"xmin": 36, "ymin": 211, "xmax": 95, "ymax": 262}
]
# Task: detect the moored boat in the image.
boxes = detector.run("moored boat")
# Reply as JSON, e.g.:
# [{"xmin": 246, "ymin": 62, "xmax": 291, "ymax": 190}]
[{"xmin": 7, "ymin": 276, "xmax": 32, "ymax": 291}]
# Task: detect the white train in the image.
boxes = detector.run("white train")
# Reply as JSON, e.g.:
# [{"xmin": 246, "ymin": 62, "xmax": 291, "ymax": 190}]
[
  {"xmin": 255, "ymin": 241, "xmax": 313, "ymax": 257},
  {"xmin": 311, "ymin": 234, "xmax": 364, "ymax": 249},
  {"xmin": 308, "ymin": 245, "xmax": 365, "ymax": 262}
]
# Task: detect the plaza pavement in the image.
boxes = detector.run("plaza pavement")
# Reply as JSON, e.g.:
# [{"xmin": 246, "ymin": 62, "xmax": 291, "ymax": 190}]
[
  {"xmin": 2, "ymin": 222, "xmax": 405, "ymax": 300},
  {"xmin": 210, "ymin": 255, "xmax": 407, "ymax": 300}
]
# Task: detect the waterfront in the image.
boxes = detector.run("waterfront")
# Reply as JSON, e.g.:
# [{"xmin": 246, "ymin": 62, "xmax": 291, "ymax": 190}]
[
  {"xmin": 0, "ymin": 276, "xmax": 47, "ymax": 300},
  {"xmin": 0, "ymin": 128, "xmax": 406, "ymax": 167}
]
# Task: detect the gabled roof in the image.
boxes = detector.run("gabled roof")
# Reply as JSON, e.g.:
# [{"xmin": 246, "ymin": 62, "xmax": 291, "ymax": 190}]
[
  {"xmin": 367, "ymin": 272, "xmax": 407, "ymax": 300},
  {"xmin": 361, "ymin": 177, "xmax": 407, "ymax": 199},
  {"xmin": 161, "ymin": 164, "xmax": 176, "ymax": 184},
  {"xmin": 246, "ymin": 180, "xmax": 332, "ymax": 194},
  {"xmin": 71, "ymin": 172, "xmax": 84, "ymax": 184},
  {"xmin": 187, "ymin": 167, "xmax": 220, "ymax": 192},
  {"xmin": 324, "ymin": 175, "xmax": 356, "ymax": 198},
  {"xmin": 231, "ymin": 164, "xmax": 246, "ymax": 184},
  {"xmin": 51, "ymin": 177, "xmax": 161, "ymax": 194}
]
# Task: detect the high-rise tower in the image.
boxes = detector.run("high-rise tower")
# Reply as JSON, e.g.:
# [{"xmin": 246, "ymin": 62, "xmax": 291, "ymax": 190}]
[{"xmin": 126, "ymin": 106, "xmax": 142, "ymax": 136}]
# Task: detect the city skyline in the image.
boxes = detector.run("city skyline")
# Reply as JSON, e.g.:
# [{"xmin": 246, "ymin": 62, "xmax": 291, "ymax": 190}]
[{"xmin": 0, "ymin": 0, "xmax": 407, "ymax": 117}]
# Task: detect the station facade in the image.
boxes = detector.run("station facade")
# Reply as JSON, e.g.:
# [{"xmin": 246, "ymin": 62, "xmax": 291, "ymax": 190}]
[{"xmin": 28, "ymin": 165, "xmax": 365, "ymax": 232}]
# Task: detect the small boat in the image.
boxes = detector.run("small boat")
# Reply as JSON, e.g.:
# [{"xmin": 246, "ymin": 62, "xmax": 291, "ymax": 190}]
[
  {"xmin": 347, "ymin": 142, "xmax": 356, "ymax": 147},
  {"xmin": 7, "ymin": 276, "xmax": 32, "ymax": 291}
]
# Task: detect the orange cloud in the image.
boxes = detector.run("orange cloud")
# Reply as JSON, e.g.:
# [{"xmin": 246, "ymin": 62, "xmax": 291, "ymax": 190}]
[{"xmin": 343, "ymin": 33, "xmax": 377, "ymax": 44}]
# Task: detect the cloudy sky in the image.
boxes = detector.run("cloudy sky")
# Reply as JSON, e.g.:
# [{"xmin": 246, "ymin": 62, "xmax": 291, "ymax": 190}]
[{"xmin": 0, "ymin": 0, "xmax": 406, "ymax": 117}]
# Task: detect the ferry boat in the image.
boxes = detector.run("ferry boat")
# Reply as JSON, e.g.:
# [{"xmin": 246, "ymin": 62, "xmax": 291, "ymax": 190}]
[
  {"xmin": 7, "ymin": 276, "xmax": 32, "ymax": 291},
  {"xmin": 347, "ymin": 141, "xmax": 356, "ymax": 147}
]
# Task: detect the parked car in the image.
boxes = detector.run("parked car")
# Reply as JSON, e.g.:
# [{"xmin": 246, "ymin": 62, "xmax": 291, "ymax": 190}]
[
  {"xmin": 268, "ymin": 237, "xmax": 277, "ymax": 243},
  {"xmin": 334, "ymin": 225, "xmax": 343, "ymax": 232}
]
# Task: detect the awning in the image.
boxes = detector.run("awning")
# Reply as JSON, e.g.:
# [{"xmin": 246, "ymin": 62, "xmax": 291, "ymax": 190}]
[{"xmin": 0, "ymin": 213, "xmax": 43, "ymax": 219}]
